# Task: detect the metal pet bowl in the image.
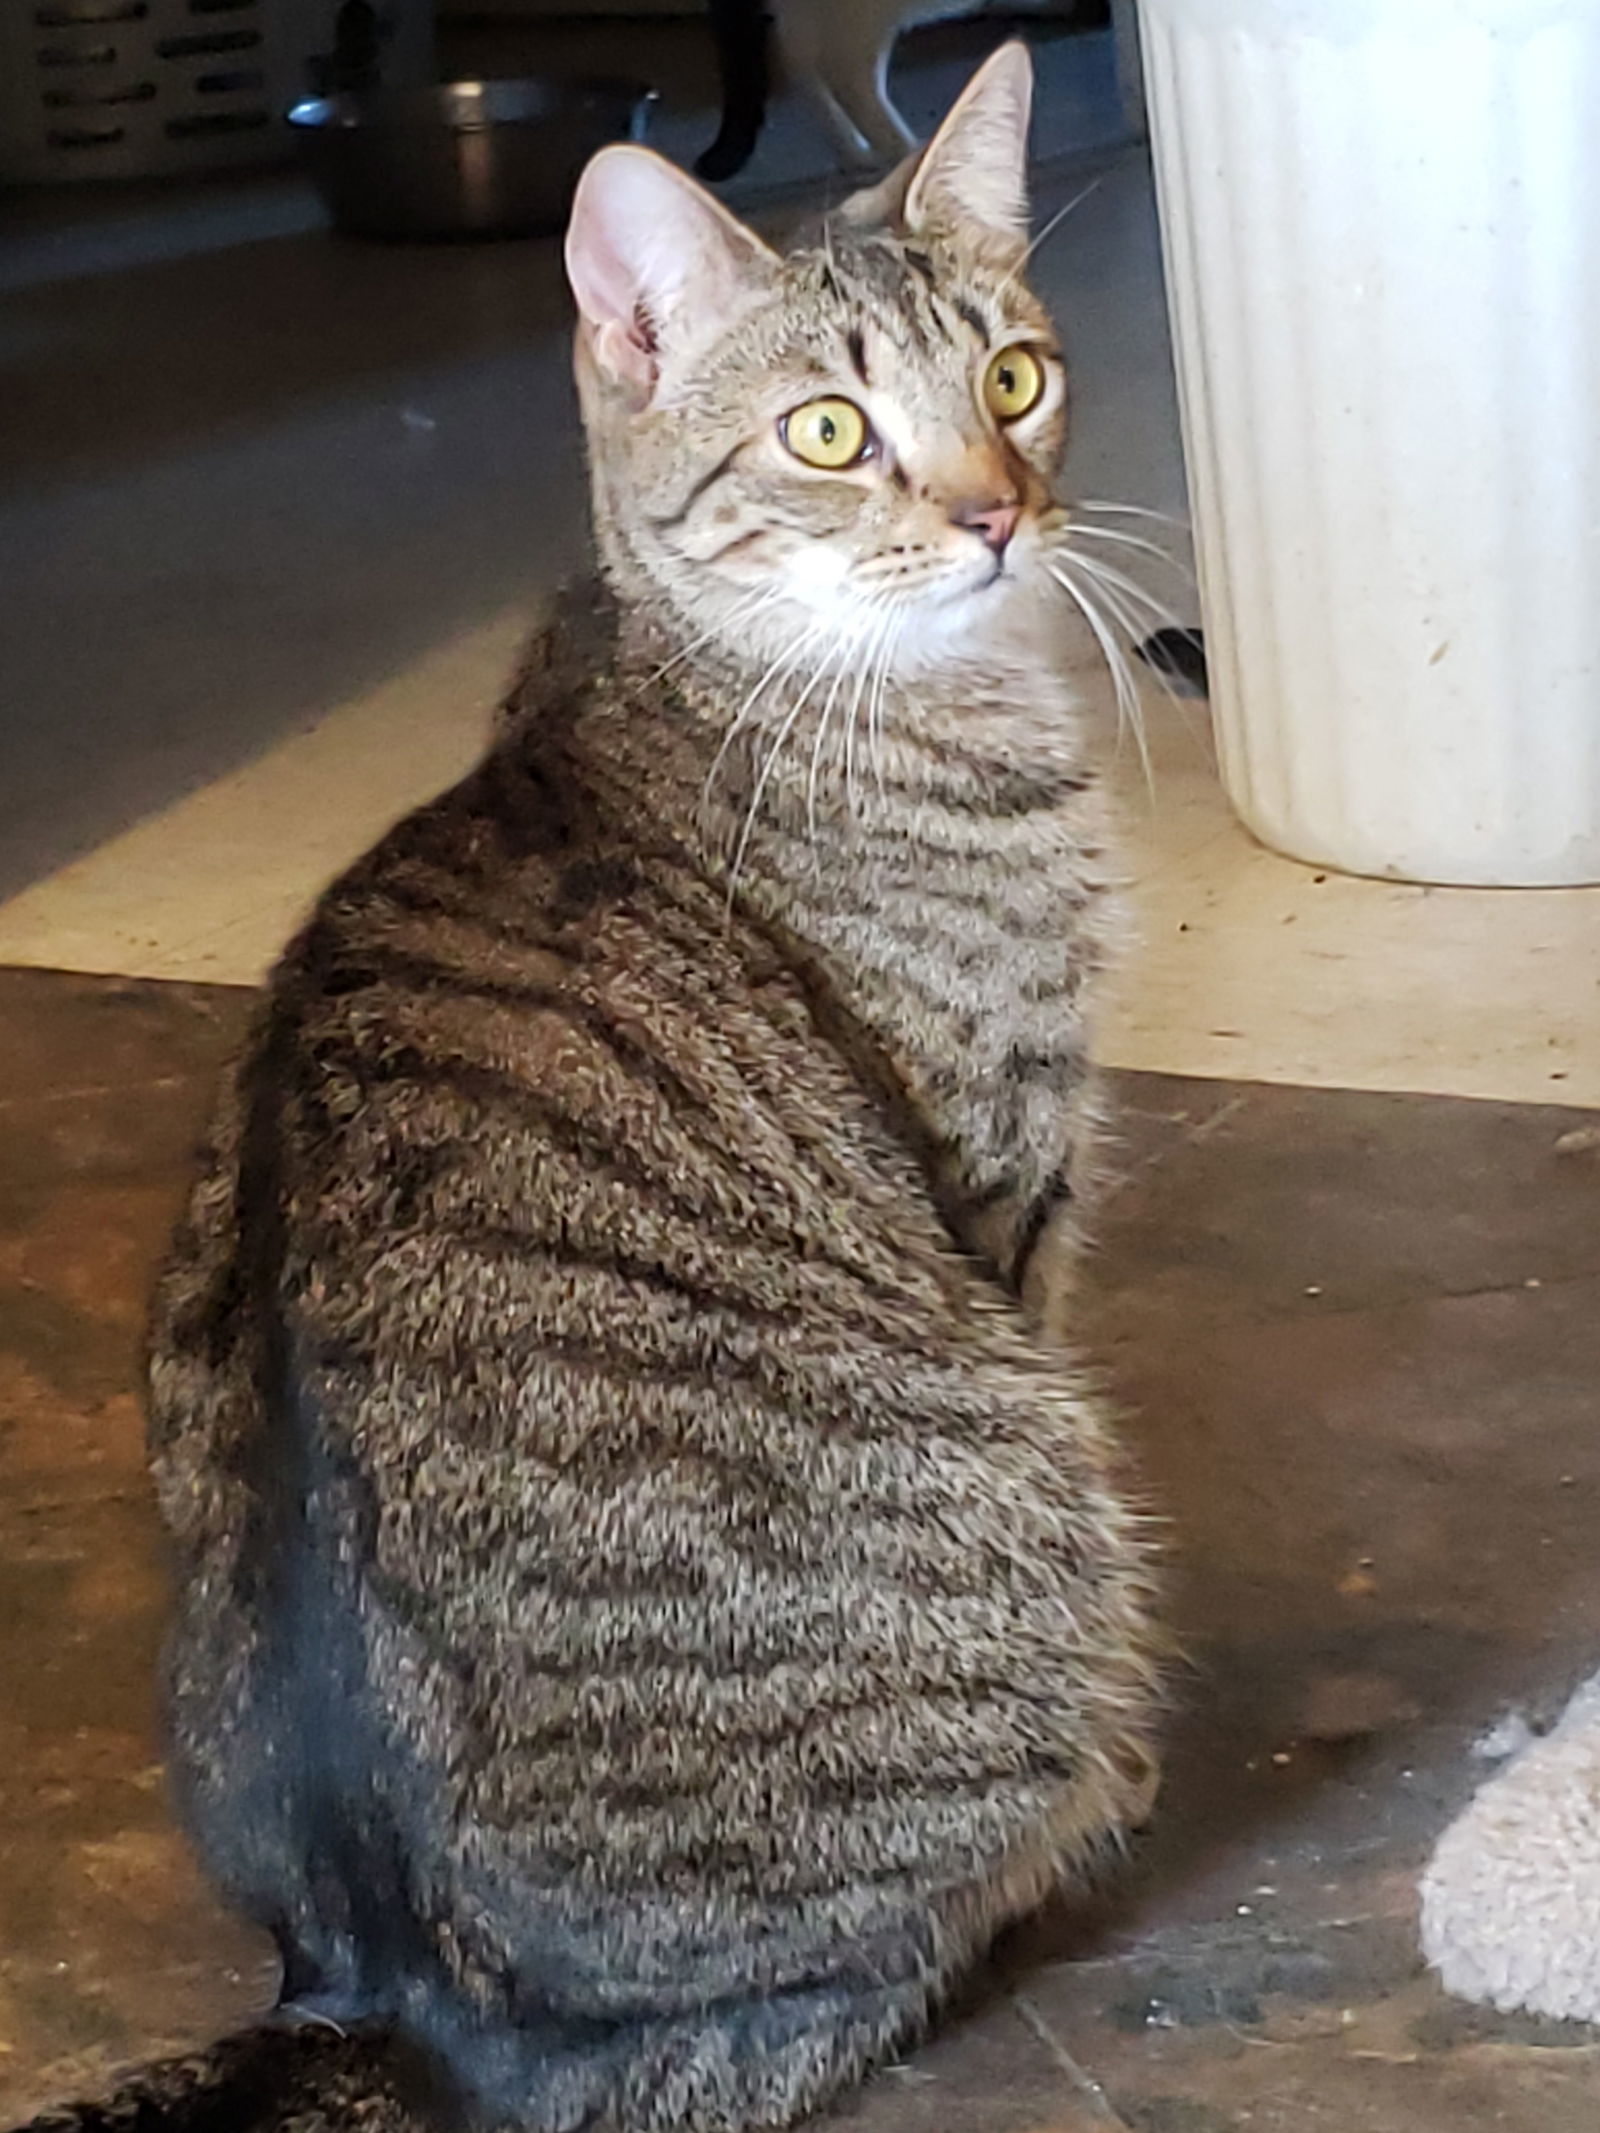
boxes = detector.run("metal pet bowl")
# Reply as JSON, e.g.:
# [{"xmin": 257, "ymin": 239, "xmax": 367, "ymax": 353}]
[{"xmin": 287, "ymin": 77, "xmax": 657, "ymax": 241}]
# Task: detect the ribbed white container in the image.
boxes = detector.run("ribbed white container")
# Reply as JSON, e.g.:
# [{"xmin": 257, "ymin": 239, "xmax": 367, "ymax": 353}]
[{"xmin": 1139, "ymin": 0, "xmax": 1600, "ymax": 885}]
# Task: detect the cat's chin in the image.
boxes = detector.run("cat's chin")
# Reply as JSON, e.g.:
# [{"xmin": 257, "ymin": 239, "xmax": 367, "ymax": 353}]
[
  {"xmin": 884, "ymin": 572, "xmax": 1074, "ymax": 694},
  {"xmin": 910, "ymin": 565, "xmax": 1037, "ymax": 643}
]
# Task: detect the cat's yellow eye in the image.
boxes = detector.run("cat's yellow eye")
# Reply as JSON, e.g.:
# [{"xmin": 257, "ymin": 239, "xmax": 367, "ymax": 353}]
[
  {"xmin": 982, "ymin": 346, "xmax": 1046, "ymax": 423},
  {"xmin": 782, "ymin": 397, "xmax": 871, "ymax": 470}
]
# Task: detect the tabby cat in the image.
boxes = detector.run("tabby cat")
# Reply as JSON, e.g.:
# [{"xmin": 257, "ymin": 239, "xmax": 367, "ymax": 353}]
[{"xmin": 20, "ymin": 44, "xmax": 1159, "ymax": 2133}]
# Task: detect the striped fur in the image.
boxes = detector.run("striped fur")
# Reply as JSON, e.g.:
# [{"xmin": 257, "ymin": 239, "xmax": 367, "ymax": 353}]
[{"xmin": 22, "ymin": 48, "xmax": 1161, "ymax": 2133}]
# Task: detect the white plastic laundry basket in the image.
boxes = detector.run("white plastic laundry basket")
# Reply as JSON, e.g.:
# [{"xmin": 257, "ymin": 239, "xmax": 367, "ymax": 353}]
[{"xmin": 1138, "ymin": 0, "xmax": 1600, "ymax": 885}]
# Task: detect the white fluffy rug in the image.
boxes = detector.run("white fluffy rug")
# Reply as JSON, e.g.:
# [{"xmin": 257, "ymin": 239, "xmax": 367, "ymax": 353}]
[{"xmin": 1422, "ymin": 1670, "xmax": 1600, "ymax": 2022}]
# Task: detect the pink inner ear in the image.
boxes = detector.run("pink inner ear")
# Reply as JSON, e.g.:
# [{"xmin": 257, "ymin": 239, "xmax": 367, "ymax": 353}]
[
  {"xmin": 567, "ymin": 182, "xmax": 652, "ymax": 371},
  {"xmin": 566, "ymin": 146, "xmax": 776, "ymax": 396},
  {"xmin": 566, "ymin": 155, "xmax": 669, "ymax": 389},
  {"xmin": 592, "ymin": 319, "xmax": 655, "ymax": 392}
]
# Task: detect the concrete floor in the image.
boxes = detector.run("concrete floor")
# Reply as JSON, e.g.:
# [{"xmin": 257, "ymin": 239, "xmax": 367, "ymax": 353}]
[{"xmin": 4, "ymin": 11, "xmax": 1600, "ymax": 2130}]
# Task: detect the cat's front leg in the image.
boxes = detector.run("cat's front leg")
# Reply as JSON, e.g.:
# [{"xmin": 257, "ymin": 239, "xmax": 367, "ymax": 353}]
[{"xmin": 932, "ymin": 1066, "xmax": 1106, "ymax": 1337}]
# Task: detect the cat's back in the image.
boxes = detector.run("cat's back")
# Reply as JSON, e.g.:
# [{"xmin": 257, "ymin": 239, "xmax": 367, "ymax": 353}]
[
  {"xmin": 151, "ymin": 713, "xmax": 967, "ymax": 1437},
  {"xmin": 264, "ymin": 725, "xmax": 960, "ymax": 1335}
]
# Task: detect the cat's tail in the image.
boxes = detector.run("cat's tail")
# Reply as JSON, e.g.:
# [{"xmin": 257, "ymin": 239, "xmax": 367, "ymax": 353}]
[
  {"xmin": 695, "ymin": 0, "xmax": 769, "ymax": 181},
  {"xmin": 13, "ymin": 2021, "xmax": 451, "ymax": 2133}
]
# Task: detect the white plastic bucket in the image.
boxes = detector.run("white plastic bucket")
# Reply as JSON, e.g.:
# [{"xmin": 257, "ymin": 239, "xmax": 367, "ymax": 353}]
[{"xmin": 1138, "ymin": 0, "xmax": 1600, "ymax": 886}]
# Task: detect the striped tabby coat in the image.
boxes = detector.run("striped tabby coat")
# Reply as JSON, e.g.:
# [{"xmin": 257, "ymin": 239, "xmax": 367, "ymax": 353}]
[{"xmin": 23, "ymin": 43, "xmax": 1160, "ymax": 2133}]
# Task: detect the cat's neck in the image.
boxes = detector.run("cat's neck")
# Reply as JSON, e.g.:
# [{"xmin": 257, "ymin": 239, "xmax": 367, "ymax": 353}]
[
  {"xmin": 635, "ymin": 585, "xmax": 1086, "ymax": 819},
  {"xmin": 510, "ymin": 576, "xmax": 1099, "ymax": 902}
]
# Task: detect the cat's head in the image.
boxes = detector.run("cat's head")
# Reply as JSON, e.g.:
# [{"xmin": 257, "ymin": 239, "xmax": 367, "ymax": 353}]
[{"xmin": 565, "ymin": 44, "xmax": 1066, "ymax": 680}]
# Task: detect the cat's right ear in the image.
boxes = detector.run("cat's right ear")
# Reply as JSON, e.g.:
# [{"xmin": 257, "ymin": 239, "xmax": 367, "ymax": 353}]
[
  {"xmin": 565, "ymin": 147, "xmax": 776, "ymax": 404},
  {"xmin": 905, "ymin": 41, "xmax": 1033, "ymax": 252}
]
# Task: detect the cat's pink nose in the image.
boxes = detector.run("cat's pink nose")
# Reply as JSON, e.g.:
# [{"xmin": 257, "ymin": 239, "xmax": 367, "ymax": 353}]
[{"xmin": 952, "ymin": 498, "xmax": 1022, "ymax": 556}]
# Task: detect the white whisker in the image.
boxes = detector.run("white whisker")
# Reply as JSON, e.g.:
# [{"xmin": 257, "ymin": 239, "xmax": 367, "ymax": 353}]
[
  {"xmin": 1048, "ymin": 560, "xmax": 1153, "ymax": 792},
  {"xmin": 1054, "ymin": 539, "xmax": 1211, "ymax": 736},
  {"xmin": 806, "ymin": 610, "xmax": 880, "ymax": 844},
  {"xmin": 1064, "ymin": 561, "xmax": 1189, "ymax": 720},
  {"xmin": 1001, "ymin": 176, "xmax": 1106, "ymax": 294},
  {"xmin": 844, "ymin": 604, "xmax": 894, "ymax": 818},
  {"xmin": 886, "ymin": 657, "xmax": 923, "ymax": 795},
  {"xmin": 645, "ymin": 586, "xmax": 782, "ymax": 691},
  {"xmin": 1069, "ymin": 549, "xmax": 1194, "ymax": 641},
  {"xmin": 1067, "ymin": 521, "xmax": 1196, "ymax": 582},
  {"xmin": 841, "ymin": 641, "xmax": 865, "ymax": 820},
  {"xmin": 867, "ymin": 606, "xmax": 903, "ymax": 797},
  {"xmin": 1076, "ymin": 498, "xmax": 1191, "ymax": 532},
  {"xmin": 1061, "ymin": 550, "xmax": 1199, "ymax": 722},
  {"xmin": 701, "ymin": 616, "xmax": 830, "ymax": 821},
  {"xmin": 805, "ymin": 657, "xmax": 847, "ymax": 849},
  {"xmin": 726, "ymin": 639, "xmax": 841, "ymax": 902},
  {"xmin": 1062, "ymin": 553, "xmax": 1162, "ymax": 643},
  {"xmin": 1048, "ymin": 519, "xmax": 1206, "ymax": 717}
]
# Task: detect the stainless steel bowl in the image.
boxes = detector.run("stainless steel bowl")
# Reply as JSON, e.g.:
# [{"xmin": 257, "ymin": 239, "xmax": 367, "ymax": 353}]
[{"xmin": 287, "ymin": 78, "xmax": 657, "ymax": 242}]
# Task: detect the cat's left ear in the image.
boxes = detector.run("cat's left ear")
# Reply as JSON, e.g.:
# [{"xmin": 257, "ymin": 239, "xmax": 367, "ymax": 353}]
[
  {"xmin": 566, "ymin": 145, "xmax": 777, "ymax": 403},
  {"xmin": 905, "ymin": 40, "xmax": 1033, "ymax": 252}
]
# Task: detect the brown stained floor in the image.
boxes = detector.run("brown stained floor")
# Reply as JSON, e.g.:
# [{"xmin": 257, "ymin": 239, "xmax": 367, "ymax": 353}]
[{"xmin": 3, "ymin": 966, "xmax": 1600, "ymax": 2128}]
